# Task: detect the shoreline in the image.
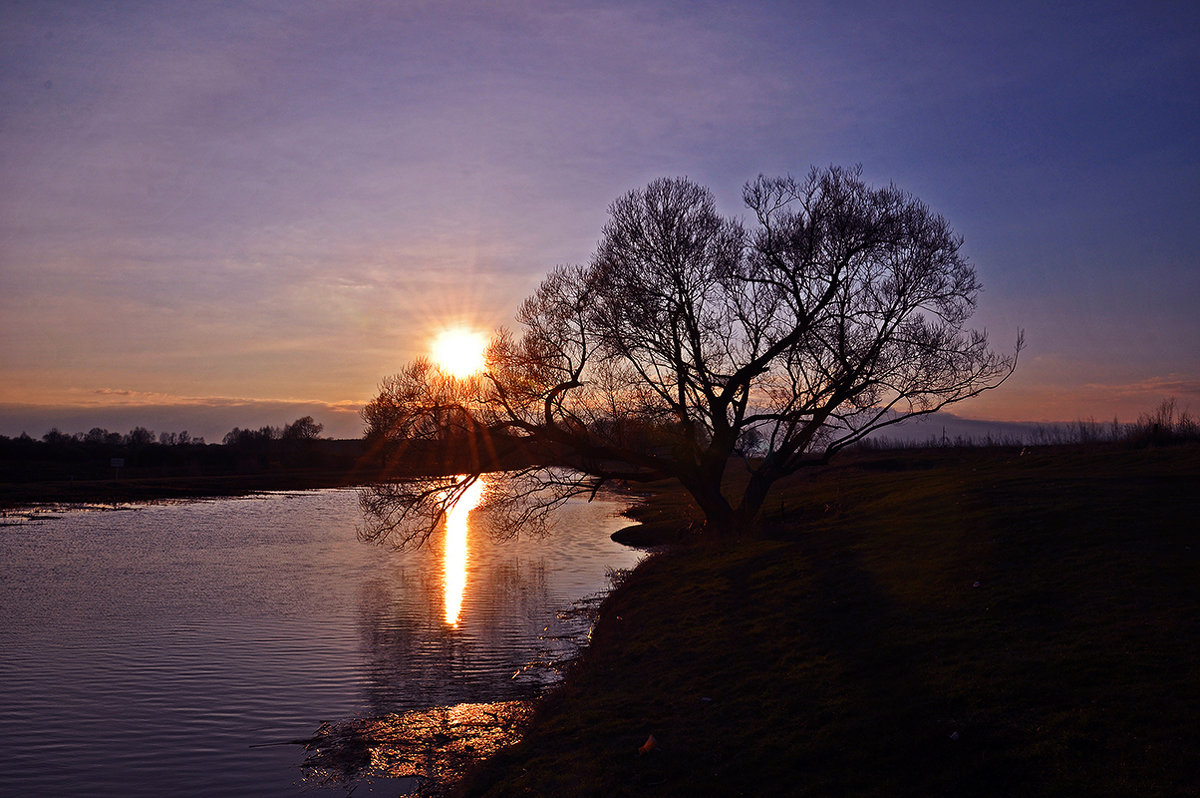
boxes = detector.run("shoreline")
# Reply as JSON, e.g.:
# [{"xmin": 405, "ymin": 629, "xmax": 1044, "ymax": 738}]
[{"xmin": 0, "ymin": 468, "xmax": 383, "ymax": 512}]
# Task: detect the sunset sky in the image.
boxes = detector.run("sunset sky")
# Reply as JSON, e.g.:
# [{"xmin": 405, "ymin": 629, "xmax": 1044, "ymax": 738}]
[{"xmin": 2, "ymin": 1, "xmax": 1197, "ymax": 440}]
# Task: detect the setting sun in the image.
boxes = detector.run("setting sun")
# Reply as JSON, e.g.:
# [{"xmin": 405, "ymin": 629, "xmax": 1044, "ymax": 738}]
[{"xmin": 431, "ymin": 328, "xmax": 488, "ymax": 378}]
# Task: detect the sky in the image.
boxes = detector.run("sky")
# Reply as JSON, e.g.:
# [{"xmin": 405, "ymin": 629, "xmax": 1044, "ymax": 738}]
[{"xmin": 2, "ymin": 0, "xmax": 1197, "ymax": 440}]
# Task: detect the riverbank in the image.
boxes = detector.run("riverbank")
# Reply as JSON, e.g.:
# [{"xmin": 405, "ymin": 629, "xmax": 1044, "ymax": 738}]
[
  {"xmin": 0, "ymin": 434, "xmax": 545, "ymax": 512},
  {"xmin": 0, "ymin": 467, "xmax": 382, "ymax": 510},
  {"xmin": 461, "ymin": 443, "xmax": 1200, "ymax": 796}
]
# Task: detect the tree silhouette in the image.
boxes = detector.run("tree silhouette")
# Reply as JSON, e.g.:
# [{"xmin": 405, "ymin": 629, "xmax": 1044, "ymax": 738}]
[
  {"xmin": 361, "ymin": 166, "xmax": 1021, "ymax": 545},
  {"xmin": 283, "ymin": 416, "xmax": 324, "ymax": 440}
]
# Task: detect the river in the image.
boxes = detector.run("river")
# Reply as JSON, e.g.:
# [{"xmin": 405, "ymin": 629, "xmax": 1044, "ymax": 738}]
[{"xmin": 0, "ymin": 485, "xmax": 644, "ymax": 796}]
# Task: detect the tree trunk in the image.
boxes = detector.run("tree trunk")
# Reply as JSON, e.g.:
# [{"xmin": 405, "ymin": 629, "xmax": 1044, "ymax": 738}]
[
  {"xmin": 735, "ymin": 470, "xmax": 777, "ymax": 531},
  {"xmin": 702, "ymin": 504, "xmax": 740, "ymax": 537},
  {"xmin": 684, "ymin": 474, "xmax": 739, "ymax": 538}
]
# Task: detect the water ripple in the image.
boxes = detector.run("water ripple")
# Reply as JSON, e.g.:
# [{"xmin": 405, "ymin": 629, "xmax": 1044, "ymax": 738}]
[{"xmin": 0, "ymin": 488, "xmax": 642, "ymax": 796}]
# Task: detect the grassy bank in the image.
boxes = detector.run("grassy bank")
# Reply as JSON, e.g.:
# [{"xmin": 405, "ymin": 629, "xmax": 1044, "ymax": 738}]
[{"xmin": 462, "ymin": 443, "xmax": 1200, "ymax": 796}]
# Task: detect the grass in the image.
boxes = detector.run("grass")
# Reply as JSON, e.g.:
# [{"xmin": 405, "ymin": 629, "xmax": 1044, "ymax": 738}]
[{"xmin": 460, "ymin": 443, "xmax": 1200, "ymax": 796}]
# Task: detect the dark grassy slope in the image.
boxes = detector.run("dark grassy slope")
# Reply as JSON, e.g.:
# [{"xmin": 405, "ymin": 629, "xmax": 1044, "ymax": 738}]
[{"xmin": 463, "ymin": 444, "xmax": 1200, "ymax": 797}]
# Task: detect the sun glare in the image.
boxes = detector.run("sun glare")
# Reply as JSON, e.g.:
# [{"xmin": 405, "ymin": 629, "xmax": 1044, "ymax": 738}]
[{"xmin": 431, "ymin": 328, "xmax": 488, "ymax": 378}]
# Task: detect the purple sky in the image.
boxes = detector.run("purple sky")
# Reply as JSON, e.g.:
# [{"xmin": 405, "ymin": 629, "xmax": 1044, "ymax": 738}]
[{"xmin": 2, "ymin": 0, "xmax": 1197, "ymax": 440}]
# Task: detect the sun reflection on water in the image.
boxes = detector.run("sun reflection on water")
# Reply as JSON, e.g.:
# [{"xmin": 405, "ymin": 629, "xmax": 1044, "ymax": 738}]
[
  {"xmin": 443, "ymin": 476, "xmax": 486, "ymax": 626},
  {"xmin": 300, "ymin": 700, "xmax": 532, "ymax": 790}
]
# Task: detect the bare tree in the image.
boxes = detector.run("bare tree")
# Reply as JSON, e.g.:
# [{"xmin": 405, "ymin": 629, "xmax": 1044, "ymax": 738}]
[
  {"xmin": 283, "ymin": 415, "xmax": 324, "ymax": 440},
  {"xmin": 361, "ymin": 166, "xmax": 1020, "ymax": 545}
]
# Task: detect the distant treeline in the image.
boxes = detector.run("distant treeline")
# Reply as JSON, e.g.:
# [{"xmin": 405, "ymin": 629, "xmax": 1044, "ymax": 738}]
[
  {"xmin": 2, "ymin": 414, "xmax": 329, "ymax": 451},
  {"xmin": 6, "ymin": 400, "xmax": 1196, "ymax": 488},
  {"xmin": 863, "ymin": 398, "xmax": 1199, "ymax": 450},
  {"xmin": 0, "ymin": 416, "xmax": 359, "ymax": 483},
  {"xmin": 0, "ymin": 414, "xmax": 545, "ymax": 488}
]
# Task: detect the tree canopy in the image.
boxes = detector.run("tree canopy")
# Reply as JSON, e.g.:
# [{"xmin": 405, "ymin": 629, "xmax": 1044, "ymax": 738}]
[{"xmin": 360, "ymin": 166, "xmax": 1021, "ymax": 545}]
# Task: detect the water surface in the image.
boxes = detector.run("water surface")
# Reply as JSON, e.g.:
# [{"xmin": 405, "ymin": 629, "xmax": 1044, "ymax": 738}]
[{"xmin": 0, "ymin": 488, "xmax": 643, "ymax": 796}]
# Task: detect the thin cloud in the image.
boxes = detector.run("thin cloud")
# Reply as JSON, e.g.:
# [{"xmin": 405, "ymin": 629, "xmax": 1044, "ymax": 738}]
[
  {"xmin": 78, "ymin": 388, "xmax": 368, "ymax": 410},
  {"xmin": 1080, "ymin": 375, "xmax": 1200, "ymax": 398}
]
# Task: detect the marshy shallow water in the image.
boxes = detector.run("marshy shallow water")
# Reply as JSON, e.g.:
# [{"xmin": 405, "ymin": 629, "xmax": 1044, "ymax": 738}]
[{"xmin": 0, "ymin": 487, "xmax": 643, "ymax": 796}]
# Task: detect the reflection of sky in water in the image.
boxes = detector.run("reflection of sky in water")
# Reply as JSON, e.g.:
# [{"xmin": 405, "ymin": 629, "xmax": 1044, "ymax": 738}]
[{"xmin": 0, "ymin": 488, "xmax": 643, "ymax": 797}]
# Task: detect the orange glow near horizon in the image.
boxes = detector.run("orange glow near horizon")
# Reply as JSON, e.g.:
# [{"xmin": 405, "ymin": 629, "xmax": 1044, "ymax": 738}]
[
  {"xmin": 431, "ymin": 328, "xmax": 488, "ymax": 379},
  {"xmin": 443, "ymin": 476, "xmax": 486, "ymax": 627}
]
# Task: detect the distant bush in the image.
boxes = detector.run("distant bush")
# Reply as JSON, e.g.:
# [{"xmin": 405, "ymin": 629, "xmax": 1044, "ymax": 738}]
[
  {"xmin": 222, "ymin": 426, "xmax": 282, "ymax": 447},
  {"xmin": 1125, "ymin": 397, "xmax": 1198, "ymax": 446}
]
